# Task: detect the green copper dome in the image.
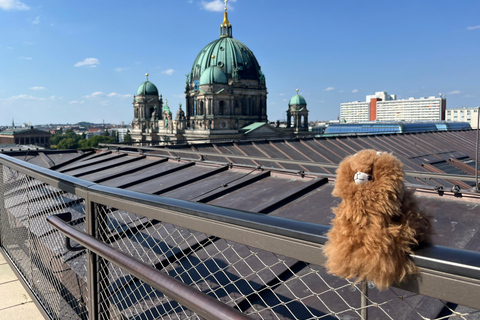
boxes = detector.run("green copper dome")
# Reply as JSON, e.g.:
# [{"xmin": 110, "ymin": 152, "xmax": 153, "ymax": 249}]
[
  {"xmin": 289, "ymin": 93, "xmax": 307, "ymax": 106},
  {"xmin": 136, "ymin": 81, "xmax": 159, "ymax": 96},
  {"xmin": 191, "ymin": 37, "xmax": 264, "ymax": 83},
  {"xmin": 199, "ymin": 66, "xmax": 228, "ymax": 85}
]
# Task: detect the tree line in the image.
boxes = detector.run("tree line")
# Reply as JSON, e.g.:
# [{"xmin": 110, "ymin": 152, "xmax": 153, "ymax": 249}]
[{"xmin": 51, "ymin": 128, "xmax": 132, "ymax": 149}]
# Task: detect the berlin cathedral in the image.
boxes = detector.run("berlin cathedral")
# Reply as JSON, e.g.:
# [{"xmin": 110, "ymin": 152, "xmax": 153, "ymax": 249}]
[{"xmin": 131, "ymin": 1, "xmax": 310, "ymax": 144}]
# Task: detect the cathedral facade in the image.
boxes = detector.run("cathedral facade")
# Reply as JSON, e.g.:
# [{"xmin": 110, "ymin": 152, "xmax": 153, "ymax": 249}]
[{"xmin": 131, "ymin": 2, "xmax": 310, "ymax": 144}]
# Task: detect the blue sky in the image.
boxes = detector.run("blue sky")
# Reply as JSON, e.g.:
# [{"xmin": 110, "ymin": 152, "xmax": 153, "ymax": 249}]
[{"xmin": 0, "ymin": 0, "xmax": 479, "ymax": 126}]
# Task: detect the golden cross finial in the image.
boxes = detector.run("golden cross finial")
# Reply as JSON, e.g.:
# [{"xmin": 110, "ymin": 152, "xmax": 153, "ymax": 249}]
[
  {"xmin": 296, "ymin": 88, "xmax": 299, "ymax": 93},
  {"xmin": 224, "ymin": 0, "xmax": 228, "ymax": 11},
  {"xmin": 165, "ymin": 99, "xmax": 168, "ymax": 104},
  {"xmin": 146, "ymin": 73, "xmax": 149, "ymax": 80}
]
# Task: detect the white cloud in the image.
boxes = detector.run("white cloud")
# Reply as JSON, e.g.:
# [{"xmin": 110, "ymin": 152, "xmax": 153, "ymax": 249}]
[
  {"xmin": 107, "ymin": 92, "xmax": 131, "ymax": 98},
  {"xmin": 19, "ymin": 56, "xmax": 32, "ymax": 60},
  {"xmin": 352, "ymin": 89, "xmax": 359, "ymax": 93},
  {"xmin": 31, "ymin": 15, "xmax": 40, "ymax": 25},
  {"xmin": 85, "ymin": 91, "xmax": 104, "ymax": 99},
  {"xmin": 162, "ymin": 69, "xmax": 175, "ymax": 76},
  {"xmin": 0, "ymin": 0, "xmax": 29, "ymax": 11},
  {"xmin": 201, "ymin": 0, "xmax": 235, "ymax": 12},
  {"xmin": 2, "ymin": 94, "xmax": 56, "ymax": 101},
  {"xmin": 467, "ymin": 25, "xmax": 480, "ymax": 30},
  {"xmin": 74, "ymin": 58, "xmax": 100, "ymax": 68},
  {"xmin": 448, "ymin": 90, "xmax": 461, "ymax": 95},
  {"xmin": 5, "ymin": 94, "xmax": 37, "ymax": 100},
  {"xmin": 324, "ymin": 87, "xmax": 335, "ymax": 91},
  {"xmin": 114, "ymin": 67, "xmax": 130, "ymax": 72},
  {"xmin": 69, "ymin": 100, "xmax": 85, "ymax": 104},
  {"xmin": 30, "ymin": 86, "xmax": 46, "ymax": 91}
]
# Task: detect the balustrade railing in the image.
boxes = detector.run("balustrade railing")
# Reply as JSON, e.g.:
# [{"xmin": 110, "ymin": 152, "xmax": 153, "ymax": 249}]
[{"xmin": 1, "ymin": 153, "xmax": 480, "ymax": 319}]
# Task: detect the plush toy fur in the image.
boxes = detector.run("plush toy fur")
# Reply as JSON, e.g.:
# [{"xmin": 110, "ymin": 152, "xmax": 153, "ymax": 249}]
[{"xmin": 323, "ymin": 150, "xmax": 431, "ymax": 290}]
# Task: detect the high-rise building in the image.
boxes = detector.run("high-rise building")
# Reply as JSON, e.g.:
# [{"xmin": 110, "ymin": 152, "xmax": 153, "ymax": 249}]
[
  {"xmin": 445, "ymin": 107, "xmax": 480, "ymax": 129},
  {"xmin": 340, "ymin": 91, "xmax": 446, "ymax": 123}
]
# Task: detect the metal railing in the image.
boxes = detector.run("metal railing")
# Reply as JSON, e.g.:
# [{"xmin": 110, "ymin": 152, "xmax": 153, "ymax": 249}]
[{"xmin": 1, "ymin": 152, "xmax": 480, "ymax": 319}]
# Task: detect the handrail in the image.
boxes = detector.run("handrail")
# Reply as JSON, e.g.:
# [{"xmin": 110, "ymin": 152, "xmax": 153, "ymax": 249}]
[{"xmin": 46, "ymin": 214, "xmax": 253, "ymax": 320}]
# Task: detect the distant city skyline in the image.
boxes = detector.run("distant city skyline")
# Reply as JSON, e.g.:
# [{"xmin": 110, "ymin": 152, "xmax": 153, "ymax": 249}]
[{"xmin": 1, "ymin": 0, "xmax": 479, "ymax": 125}]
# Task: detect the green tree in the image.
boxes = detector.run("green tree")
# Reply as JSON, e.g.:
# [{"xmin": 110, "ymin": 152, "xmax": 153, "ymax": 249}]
[
  {"xmin": 123, "ymin": 131, "xmax": 132, "ymax": 143},
  {"xmin": 79, "ymin": 135, "xmax": 115, "ymax": 148},
  {"xmin": 111, "ymin": 130, "xmax": 118, "ymax": 143},
  {"xmin": 51, "ymin": 128, "xmax": 86, "ymax": 149},
  {"xmin": 50, "ymin": 133, "xmax": 64, "ymax": 146},
  {"xmin": 57, "ymin": 138, "xmax": 78, "ymax": 150}
]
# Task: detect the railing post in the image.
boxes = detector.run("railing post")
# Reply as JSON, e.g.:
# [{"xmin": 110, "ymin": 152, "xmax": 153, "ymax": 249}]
[
  {"xmin": 86, "ymin": 195, "xmax": 102, "ymax": 320},
  {"xmin": 0, "ymin": 164, "xmax": 4, "ymax": 248},
  {"xmin": 360, "ymin": 281, "xmax": 368, "ymax": 320},
  {"xmin": 86, "ymin": 198, "xmax": 111, "ymax": 320},
  {"xmin": 96, "ymin": 203, "xmax": 110, "ymax": 320}
]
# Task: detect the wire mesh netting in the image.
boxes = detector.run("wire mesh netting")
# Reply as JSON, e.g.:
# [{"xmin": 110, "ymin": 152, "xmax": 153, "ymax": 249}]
[
  {"xmin": 1, "ymin": 163, "xmax": 480, "ymax": 319},
  {"xmin": 93, "ymin": 205, "xmax": 480, "ymax": 320},
  {"xmin": 0, "ymin": 165, "xmax": 88, "ymax": 320}
]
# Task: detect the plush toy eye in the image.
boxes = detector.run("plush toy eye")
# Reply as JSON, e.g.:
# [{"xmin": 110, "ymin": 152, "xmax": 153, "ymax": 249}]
[{"xmin": 354, "ymin": 172, "xmax": 372, "ymax": 185}]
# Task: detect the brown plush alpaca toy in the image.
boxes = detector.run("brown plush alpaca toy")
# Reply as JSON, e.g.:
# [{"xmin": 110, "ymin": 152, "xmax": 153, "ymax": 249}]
[{"xmin": 323, "ymin": 150, "xmax": 431, "ymax": 290}]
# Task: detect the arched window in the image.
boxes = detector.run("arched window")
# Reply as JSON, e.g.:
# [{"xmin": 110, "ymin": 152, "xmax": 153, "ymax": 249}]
[{"xmin": 219, "ymin": 101, "xmax": 225, "ymax": 115}]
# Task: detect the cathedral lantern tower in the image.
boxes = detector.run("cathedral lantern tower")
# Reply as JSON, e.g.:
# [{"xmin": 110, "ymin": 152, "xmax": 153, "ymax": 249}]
[
  {"xmin": 287, "ymin": 89, "xmax": 309, "ymax": 133},
  {"xmin": 185, "ymin": 0, "xmax": 268, "ymax": 137},
  {"xmin": 131, "ymin": 73, "xmax": 163, "ymax": 142}
]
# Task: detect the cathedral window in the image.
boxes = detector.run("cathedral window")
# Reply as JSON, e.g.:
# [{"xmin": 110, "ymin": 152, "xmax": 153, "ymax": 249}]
[{"xmin": 219, "ymin": 101, "xmax": 225, "ymax": 115}]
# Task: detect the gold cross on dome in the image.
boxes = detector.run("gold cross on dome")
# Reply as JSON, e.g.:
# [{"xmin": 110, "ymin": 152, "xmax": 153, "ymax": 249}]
[{"xmin": 224, "ymin": 0, "xmax": 227, "ymax": 11}]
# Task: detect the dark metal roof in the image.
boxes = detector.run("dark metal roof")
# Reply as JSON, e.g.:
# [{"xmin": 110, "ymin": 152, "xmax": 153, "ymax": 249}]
[{"xmin": 5, "ymin": 129, "xmax": 479, "ymax": 250}]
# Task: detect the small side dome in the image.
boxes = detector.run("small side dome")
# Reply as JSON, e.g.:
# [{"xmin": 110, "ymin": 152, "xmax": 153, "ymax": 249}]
[
  {"xmin": 289, "ymin": 93, "xmax": 307, "ymax": 106},
  {"xmin": 199, "ymin": 66, "xmax": 228, "ymax": 85},
  {"xmin": 163, "ymin": 101, "xmax": 172, "ymax": 114},
  {"xmin": 136, "ymin": 81, "xmax": 159, "ymax": 96}
]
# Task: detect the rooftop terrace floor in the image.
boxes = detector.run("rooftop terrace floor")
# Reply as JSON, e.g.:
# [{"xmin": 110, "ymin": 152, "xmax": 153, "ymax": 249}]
[{"xmin": 0, "ymin": 250, "xmax": 45, "ymax": 319}]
